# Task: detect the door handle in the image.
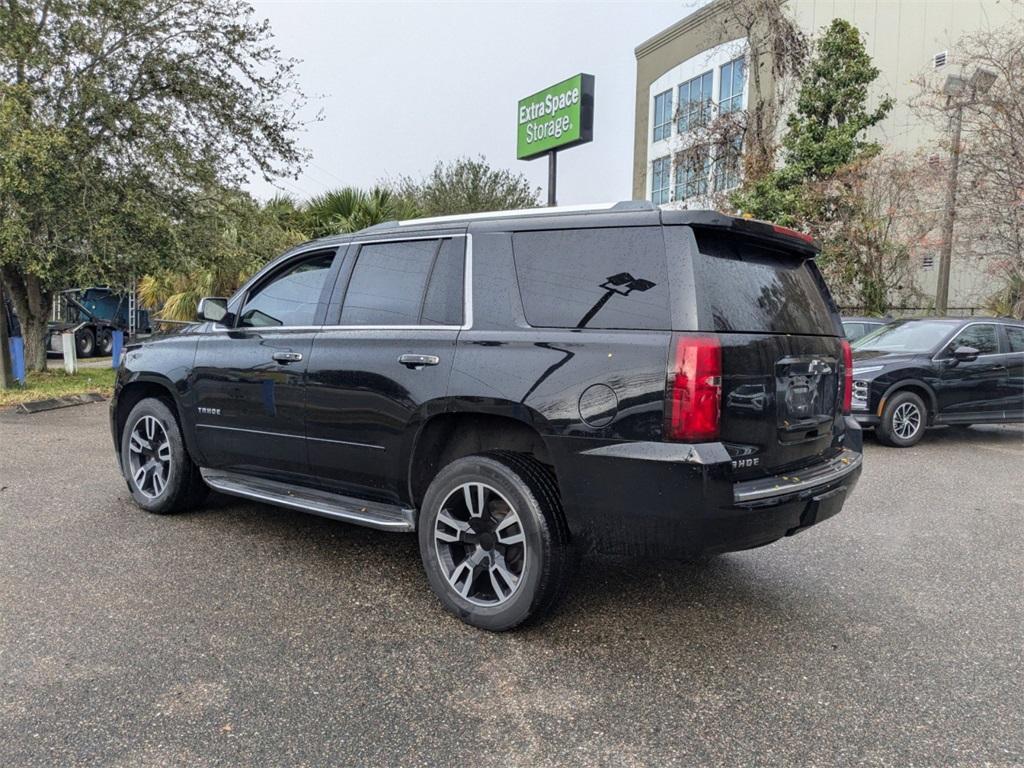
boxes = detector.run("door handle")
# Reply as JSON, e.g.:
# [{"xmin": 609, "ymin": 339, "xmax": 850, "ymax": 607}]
[
  {"xmin": 272, "ymin": 352, "xmax": 303, "ymax": 364},
  {"xmin": 399, "ymin": 353, "xmax": 440, "ymax": 369}
]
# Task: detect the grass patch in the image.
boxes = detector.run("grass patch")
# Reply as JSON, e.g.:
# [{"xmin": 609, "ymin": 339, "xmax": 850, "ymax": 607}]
[{"xmin": 0, "ymin": 367, "xmax": 117, "ymax": 407}]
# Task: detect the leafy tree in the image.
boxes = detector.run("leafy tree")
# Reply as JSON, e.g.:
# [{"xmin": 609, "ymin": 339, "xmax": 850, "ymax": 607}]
[
  {"xmin": 811, "ymin": 154, "xmax": 937, "ymax": 314},
  {"xmin": 732, "ymin": 19, "xmax": 893, "ymax": 226},
  {"xmin": 0, "ymin": 0, "xmax": 306, "ymax": 369},
  {"xmin": 394, "ymin": 156, "xmax": 540, "ymax": 217},
  {"xmin": 138, "ymin": 190, "xmax": 307, "ymax": 321}
]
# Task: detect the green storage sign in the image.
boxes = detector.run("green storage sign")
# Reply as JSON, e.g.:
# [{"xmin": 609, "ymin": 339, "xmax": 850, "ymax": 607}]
[{"xmin": 517, "ymin": 73, "xmax": 594, "ymax": 161}]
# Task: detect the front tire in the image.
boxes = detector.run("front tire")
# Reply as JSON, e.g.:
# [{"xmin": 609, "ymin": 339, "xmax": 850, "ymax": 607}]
[
  {"xmin": 120, "ymin": 398, "xmax": 208, "ymax": 514},
  {"xmin": 418, "ymin": 452, "xmax": 572, "ymax": 631},
  {"xmin": 877, "ymin": 391, "xmax": 927, "ymax": 447}
]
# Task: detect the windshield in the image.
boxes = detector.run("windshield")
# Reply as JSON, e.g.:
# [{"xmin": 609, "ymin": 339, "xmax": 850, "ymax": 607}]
[{"xmin": 852, "ymin": 320, "xmax": 953, "ymax": 353}]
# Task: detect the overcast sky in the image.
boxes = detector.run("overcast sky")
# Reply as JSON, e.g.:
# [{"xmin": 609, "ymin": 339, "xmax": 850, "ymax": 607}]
[{"xmin": 247, "ymin": 1, "xmax": 704, "ymax": 206}]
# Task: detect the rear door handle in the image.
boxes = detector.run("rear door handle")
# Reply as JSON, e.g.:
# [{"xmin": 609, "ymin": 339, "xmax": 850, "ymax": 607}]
[
  {"xmin": 272, "ymin": 352, "xmax": 303, "ymax": 364},
  {"xmin": 399, "ymin": 353, "xmax": 440, "ymax": 368}
]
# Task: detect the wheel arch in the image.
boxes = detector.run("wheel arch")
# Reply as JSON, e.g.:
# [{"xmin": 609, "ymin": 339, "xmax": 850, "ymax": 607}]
[
  {"xmin": 879, "ymin": 379, "xmax": 937, "ymax": 424},
  {"xmin": 114, "ymin": 375, "xmax": 200, "ymax": 462},
  {"xmin": 406, "ymin": 408, "xmax": 557, "ymax": 510}
]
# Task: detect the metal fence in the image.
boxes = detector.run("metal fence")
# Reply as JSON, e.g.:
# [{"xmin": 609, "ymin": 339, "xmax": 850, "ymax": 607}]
[{"xmin": 838, "ymin": 307, "xmax": 985, "ymax": 318}]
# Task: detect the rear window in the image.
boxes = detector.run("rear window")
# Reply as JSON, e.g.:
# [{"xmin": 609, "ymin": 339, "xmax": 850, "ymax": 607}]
[
  {"xmin": 513, "ymin": 227, "xmax": 670, "ymax": 330},
  {"xmin": 692, "ymin": 229, "xmax": 835, "ymax": 335}
]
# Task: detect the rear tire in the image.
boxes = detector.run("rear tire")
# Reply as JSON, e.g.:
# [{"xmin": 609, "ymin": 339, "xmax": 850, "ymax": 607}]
[
  {"xmin": 75, "ymin": 327, "xmax": 95, "ymax": 358},
  {"xmin": 877, "ymin": 391, "xmax": 927, "ymax": 447},
  {"xmin": 96, "ymin": 328, "xmax": 113, "ymax": 357},
  {"xmin": 418, "ymin": 451, "xmax": 573, "ymax": 631},
  {"xmin": 120, "ymin": 397, "xmax": 208, "ymax": 514}
]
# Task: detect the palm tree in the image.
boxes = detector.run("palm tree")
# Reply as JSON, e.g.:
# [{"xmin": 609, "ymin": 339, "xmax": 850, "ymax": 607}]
[{"xmin": 302, "ymin": 186, "xmax": 413, "ymax": 237}]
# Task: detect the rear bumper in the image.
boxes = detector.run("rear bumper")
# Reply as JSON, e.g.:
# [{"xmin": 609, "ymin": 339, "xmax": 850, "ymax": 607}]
[{"xmin": 552, "ymin": 423, "xmax": 863, "ymax": 557}]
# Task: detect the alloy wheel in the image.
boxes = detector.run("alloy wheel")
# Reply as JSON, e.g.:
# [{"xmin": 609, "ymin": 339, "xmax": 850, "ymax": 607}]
[
  {"xmin": 433, "ymin": 482, "xmax": 527, "ymax": 607},
  {"xmin": 127, "ymin": 415, "xmax": 172, "ymax": 499},
  {"xmin": 892, "ymin": 401, "xmax": 922, "ymax": 440}
]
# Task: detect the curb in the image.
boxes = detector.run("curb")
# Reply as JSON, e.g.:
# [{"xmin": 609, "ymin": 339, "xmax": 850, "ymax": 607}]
[{"xmin": 14, "ymin": 392, "xmax": 108, "ymax": 414}]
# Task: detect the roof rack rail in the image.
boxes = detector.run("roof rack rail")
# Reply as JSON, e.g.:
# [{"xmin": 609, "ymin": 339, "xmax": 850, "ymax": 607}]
[
  {"xmin": 357, "ymin": 201, "xmax": 657, "ymax": 233},
  {"xmin": 610, "ymin": 200, "xmax": 657, "ymax": 211}
]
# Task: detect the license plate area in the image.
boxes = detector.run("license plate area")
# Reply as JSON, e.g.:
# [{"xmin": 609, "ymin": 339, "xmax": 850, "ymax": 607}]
[{"xmin": 776, "ymin": 355, "xmax": 837, "ymax": 439}]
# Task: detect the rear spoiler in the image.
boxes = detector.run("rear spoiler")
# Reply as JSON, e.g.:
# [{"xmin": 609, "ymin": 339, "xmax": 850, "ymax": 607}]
[{"xmin": 661, "ymin": 209, "xmax": 820, "ymax": 255}]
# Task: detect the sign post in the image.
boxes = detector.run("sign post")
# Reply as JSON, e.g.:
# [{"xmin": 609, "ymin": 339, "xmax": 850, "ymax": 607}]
[{"xmin": 517, "ymin": 74, "xmax": 594, "ymax": 206}]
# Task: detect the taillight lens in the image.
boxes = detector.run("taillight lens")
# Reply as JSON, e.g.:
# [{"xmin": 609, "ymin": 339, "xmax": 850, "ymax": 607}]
[
  {"xmin": 665, "ymin": 334, "xmax": 722, "ymax": 442},
  {"xmin": 841, "ymin": 339, "xmax": 853, "ymax": 415}
]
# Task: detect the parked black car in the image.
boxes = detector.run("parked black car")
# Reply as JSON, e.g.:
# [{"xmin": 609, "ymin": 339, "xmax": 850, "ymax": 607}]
[
  {"xmin": 851, "ymin": 317, "xmax": 1024, "ymax": 446},
  {"xmin": 842, "ymin": 315, "xmax": 890, "ymax": 342},
  {"xmin": 110, "ymin": 203, "xmax": 863, "ymax": 630}
]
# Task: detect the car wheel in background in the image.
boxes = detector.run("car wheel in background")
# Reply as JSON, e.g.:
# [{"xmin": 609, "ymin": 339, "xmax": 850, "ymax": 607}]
[
  {"xmin": 418, "ymin": 451, "xmax": 573, "ymax": 632},
  {"xmin": 877, "ymin": 391, "xmax": 927, "ymax": 447},
  {"xmin": 120, "ymin": 397, "xmax": 208, "ymax": 514}
]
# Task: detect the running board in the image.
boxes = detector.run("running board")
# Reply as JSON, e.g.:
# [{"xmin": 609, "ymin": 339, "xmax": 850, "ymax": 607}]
[{"xmin": 200, "ymin": 469, "xmax": 415, "ymax": 532}]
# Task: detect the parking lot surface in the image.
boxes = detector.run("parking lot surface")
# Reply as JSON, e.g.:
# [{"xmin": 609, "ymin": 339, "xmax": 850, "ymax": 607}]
[{"xmin": 1, "ymin": 403, "xmax": 1021, "ymax": 767}]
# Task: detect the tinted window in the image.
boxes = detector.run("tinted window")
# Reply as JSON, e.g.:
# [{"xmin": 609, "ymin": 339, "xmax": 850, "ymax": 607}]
[
  {"xmin": 340, "ymin": 238, "xmax": 464, "ymax": 326},
  {"xmin": 943, "ymin": 324, "xmax": 999, "ymax": 356},
  {"xmin": 854, "ymin": 320, "xmax": 953, "ymax": 353},
  {"xmin": 1006, "ymin": 325, "xmax": 1024, "ymax": 352},
  {"xmin": 843, "ymin": 322, "xmax": 865, "ymax": 340},
  {"xmin": 692, "ymin": 230, "xmax": 834, "ymax": 335},
  {"xmin": 422, "ymin": 238, "xmax": 465, "ymax": 326},
  {"xmin": 238, "ymin": 251, "xmax": 334, "ymax": 327},
  {"xmin": 513, "ymin": 228, "xmax": 670, "ymax": 330}
]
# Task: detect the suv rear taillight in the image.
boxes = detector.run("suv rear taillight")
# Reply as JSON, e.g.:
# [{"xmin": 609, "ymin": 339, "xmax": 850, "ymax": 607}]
[
  {"xmin": 841, "ymin": 339, "xmax": 853, "ymax": 415},
  {"xmin": 665, "ymin": 334, "xmax": 722, "ymax": 442}
]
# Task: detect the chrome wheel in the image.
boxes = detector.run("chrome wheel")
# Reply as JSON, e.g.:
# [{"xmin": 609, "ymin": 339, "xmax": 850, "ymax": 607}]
[
  {"xmin": 433, "ymin": 482, "xmax": 527, "ymax": 607},
  {"xmin": 127, "ymin": 415, "xmax": 172, "ymax": 499},
  {"xmin": 892, "ymin": 401, "xmax": 922, "ymax": 440}
]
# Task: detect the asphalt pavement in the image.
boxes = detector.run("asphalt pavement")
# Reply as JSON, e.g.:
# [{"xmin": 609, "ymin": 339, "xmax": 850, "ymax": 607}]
[{"xmin": 1, "ymin": 403, "xmax": 1021, "ymax": 767}]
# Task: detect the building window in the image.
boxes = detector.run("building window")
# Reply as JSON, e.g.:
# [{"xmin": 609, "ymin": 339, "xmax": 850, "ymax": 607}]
[
  {"xmin": 674, "ymin": 147, "xmax": 710, "ymax": 201},
  {"xmin": 677, "ymin": 71, "xmax": 713, "ymax": 133},
  {"xmin": 713, "ymin": 137, "xmax": 743, "ymax": 192},
  {"xmin": 653, "ymin": 90, "xmax": 673, "ymax": 142},
  {"xmin": 651, "ymin": 156, "xmax": 671, "ymax": 204},
  {"xmin": 921, "ymin": 254, "xmax": 935, "ymax": 271},
  {"xmin": 719, "ymin": 56, "xmax": 746, "ymax": 114}
]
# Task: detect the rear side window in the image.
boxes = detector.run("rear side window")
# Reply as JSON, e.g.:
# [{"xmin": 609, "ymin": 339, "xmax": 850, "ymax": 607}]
[
  {"xmin": 692, "ymin": 229, "xmax": 834, "ymax": 335},
  {"xmin": 1007, "ymin": 325, "xmax": 1024, "ymax": 352},
  {"xmin": 340, "ymin": 238, "xmax": 463, "ymax": 326},
  {"xmin": 422, "ymin": 239, "xmax": 465, "ymax": 326},
  {"xmin": 512, "ymin": 227, "xmax": 670, "ymax": 330}
]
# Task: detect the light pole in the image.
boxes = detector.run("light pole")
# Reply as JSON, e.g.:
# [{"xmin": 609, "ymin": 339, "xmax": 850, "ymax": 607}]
[{"xmin": 935, "ymin": 67, "xmax": 997, "ymax": 315}]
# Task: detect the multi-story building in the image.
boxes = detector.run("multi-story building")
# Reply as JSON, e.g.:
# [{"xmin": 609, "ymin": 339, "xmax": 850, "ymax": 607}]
[{"xmin": 632, "ymin": 0, "xmax": 1021, "ymax": 309}]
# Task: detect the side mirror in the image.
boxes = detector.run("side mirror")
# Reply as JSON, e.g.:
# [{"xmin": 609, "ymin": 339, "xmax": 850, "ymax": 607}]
[
  {"xmin": 953, "ymin": 345, "xmax": 979, "ymax": 363},
  {"xmin": 197, "ymin": 297, "xmax": 229, "ymax": 325}
]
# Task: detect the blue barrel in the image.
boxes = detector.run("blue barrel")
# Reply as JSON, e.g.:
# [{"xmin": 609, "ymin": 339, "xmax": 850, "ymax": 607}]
[
  {"xmin": 111, "ymin": 330, "xmax": 124, "ymax": 368},
  {"xmin": 10, "ymin": 336, "xmax": 25, "ymax": 384}
]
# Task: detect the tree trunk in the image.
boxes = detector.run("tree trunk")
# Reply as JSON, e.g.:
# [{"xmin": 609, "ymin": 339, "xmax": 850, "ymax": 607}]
[
  {"xmin": 1, "ymin": 268, "xmax": 51, "ymax": 372},
  {"xmin": 0, "ymin": 279, "xmax": 14, "ymax": 389}
]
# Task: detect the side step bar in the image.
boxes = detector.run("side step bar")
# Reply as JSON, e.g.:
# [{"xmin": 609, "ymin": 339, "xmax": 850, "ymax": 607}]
[{"xmin": 200, "ymin": 469, "xmax": 416, "ymax": 532}]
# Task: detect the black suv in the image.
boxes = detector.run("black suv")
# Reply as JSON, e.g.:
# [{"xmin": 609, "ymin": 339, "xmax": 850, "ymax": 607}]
[
  {"xmin": 111, "ymin": 202, "xmax": 863, "ymax": 630},
  {"xmin": 851, "ymin": 317, "xmax": 1024, "ymax": 446}
]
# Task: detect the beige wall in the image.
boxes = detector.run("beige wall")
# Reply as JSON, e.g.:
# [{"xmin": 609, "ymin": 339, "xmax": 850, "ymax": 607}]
[
  {"xmin": 633, "ymin": 0, "xmax": 744, "ymax": 200},
  {"xmin": 632, "ymin": 0, "xmax": 1021, "ymax": 308},
  {"xmin": 634, "ymin": 0, "xmax": 1021, "ymax": 199}
]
